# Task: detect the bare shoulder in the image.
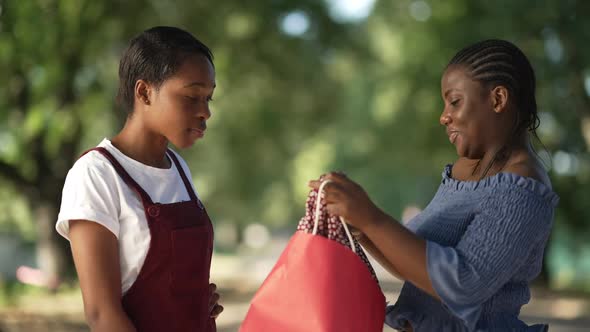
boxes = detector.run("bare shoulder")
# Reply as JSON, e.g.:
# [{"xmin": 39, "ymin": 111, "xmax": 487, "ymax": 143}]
[{"xmin": 504, "ymin": 157, "xmax": 552, "ymax": 189}]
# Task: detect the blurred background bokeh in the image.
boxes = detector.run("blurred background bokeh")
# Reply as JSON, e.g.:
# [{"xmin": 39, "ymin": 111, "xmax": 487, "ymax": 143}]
[{"xmin": 1, "ymin": 0, "xmax": 589, "ymax": 331}]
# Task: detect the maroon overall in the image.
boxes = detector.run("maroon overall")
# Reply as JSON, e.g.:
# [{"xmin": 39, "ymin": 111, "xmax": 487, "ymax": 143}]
[{"xmin": 89, "ymin": 147, "xmax": 215, "ymax": 332}]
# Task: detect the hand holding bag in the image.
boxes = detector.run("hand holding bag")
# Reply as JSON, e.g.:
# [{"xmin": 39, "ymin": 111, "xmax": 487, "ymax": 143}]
[{"xmin": 239, "ymin": 181, "xmax": 386, "ymax": 332}]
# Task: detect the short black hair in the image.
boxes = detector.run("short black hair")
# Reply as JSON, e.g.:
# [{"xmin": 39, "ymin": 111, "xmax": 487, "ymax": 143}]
[{"xmin": 116, "ymin": 26, "xmax": 214, "ymax": 113}]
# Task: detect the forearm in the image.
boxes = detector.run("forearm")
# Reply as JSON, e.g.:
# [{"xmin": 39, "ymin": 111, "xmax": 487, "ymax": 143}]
[
  {"xmin": 362, "ymin": 211, "xmax": 439, "ymax": 299},
  {"xmin": 86, "ymin": 306, "xmax": 137, "ymax": 332},
  {"xmin": 356, "ymin": 234, "xmax": 403, "ymax": 280}
]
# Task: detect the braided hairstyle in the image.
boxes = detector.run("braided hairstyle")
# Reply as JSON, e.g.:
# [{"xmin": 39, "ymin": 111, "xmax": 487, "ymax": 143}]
[{"xmin": 447, "ymin": 39, "xmax": 542, "ymax": 176}]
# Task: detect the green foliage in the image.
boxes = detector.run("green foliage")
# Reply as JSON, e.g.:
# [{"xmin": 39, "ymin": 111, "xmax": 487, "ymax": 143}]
[{"xmin": 0, "ymin": 0, "xmax": 589, "ymax": 289}]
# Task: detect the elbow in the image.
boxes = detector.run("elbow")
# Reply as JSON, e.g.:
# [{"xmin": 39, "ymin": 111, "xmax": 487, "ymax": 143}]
[
  {"xmin": 83, "ymin": 303, "xmax": 127, "ymax": 329},
  {"xmin": 84, "ymin": 304, "xmax": 106, "ymax": 329}
]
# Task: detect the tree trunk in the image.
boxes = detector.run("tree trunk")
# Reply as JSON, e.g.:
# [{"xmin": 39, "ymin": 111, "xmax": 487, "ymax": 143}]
[
  {"xmin": 34, "ymin": 201, "xmax": 71, "ymax": 290},
  {"xmin": 582, "ymin": 116, "xmax": 590, "ymax": 152}
]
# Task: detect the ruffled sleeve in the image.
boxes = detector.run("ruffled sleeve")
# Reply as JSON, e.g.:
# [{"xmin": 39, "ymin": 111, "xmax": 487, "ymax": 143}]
[{"xmin": 426, "ymin": 175, "xmax": 558, "ymax": 331}]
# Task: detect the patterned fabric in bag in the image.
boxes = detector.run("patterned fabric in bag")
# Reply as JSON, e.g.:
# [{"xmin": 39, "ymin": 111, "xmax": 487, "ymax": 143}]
[{"xmin": 297, "ymin": 188, "xmax": 379, "ymax": 282}]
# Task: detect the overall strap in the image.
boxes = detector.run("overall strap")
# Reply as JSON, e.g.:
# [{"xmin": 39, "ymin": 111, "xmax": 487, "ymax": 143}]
[
  {"xmin": 166, "ymin": 150, "xmax": 199, "ymax": 202},
  {"xmin": 82, "ymin": 147, "xmax": 154, "ymax": 206}
]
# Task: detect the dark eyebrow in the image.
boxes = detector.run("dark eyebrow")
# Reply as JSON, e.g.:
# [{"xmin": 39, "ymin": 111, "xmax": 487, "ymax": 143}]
[
  {"xmin": 183, "ymin": 82, "xmax": 216, "ymax": 89},
  {"xmin": 443, "ymin": 88, "xmax": 461, "ymax": 98}
]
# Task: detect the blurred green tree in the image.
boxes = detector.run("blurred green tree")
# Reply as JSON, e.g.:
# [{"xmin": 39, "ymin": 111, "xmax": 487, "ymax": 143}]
[
  {"xmin": 0, "ymin": 0, "xmax": 589, "ymax": 290},
  {"xmin": 0, "ymin": 0, "xmax": 155, "ymax": 285},
  {"xmin": 0, "ymin": 0, "xmax": 362, "ymax": 283}
]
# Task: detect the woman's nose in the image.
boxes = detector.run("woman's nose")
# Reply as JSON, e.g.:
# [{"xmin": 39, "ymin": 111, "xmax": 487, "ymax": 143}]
[
  {"xmin": 199, "ymin": 104, "xmax": 211, "ymax": 120},
  {"xmin": 440, "ymin": 113, "xmax": 451, "ymax": 126}
]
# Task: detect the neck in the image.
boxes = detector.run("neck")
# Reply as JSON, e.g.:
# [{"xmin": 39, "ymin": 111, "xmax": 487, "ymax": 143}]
[
  {"xmin": 472, "ymin": 132, "xmax": 531, "ymax": 179},
  {"xmin": 111, "ymin": 115, "xmax": 171, "ymax": 169}
]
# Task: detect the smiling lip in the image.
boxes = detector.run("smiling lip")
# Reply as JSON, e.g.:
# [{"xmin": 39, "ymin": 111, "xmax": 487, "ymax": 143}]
[{"xmin": 446, "ymin": 130, "xmax": 459, "ymax": 144}]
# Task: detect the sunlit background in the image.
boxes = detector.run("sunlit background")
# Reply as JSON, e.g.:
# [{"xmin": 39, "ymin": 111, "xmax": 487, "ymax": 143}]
[{"xmin": 1, "ymin": 0, "xmax": 590, "ymax": 331}]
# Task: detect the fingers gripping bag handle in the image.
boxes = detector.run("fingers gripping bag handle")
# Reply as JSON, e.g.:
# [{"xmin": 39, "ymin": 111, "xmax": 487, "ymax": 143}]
[
  {"xmin": 312, "ymin": 180, "xmax": 356, "ymax": 254},
  {"xmin": 239, "ymin": 180, "xmax": 386, "ymax": 332}
]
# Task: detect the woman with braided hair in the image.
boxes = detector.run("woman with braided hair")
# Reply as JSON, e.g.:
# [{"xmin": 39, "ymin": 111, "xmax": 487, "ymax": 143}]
[{"xmin": 308, "ymin": 39, "xmax": 558, "ymax": 331}]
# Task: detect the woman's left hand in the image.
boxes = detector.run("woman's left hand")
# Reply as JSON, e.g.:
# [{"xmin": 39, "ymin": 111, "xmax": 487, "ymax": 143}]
[
  {"xmin": 308, "ymin": 172, "xmax": 384, "ymax": 232},
  {"xmin": 209, "ymin": 283, "xmax": 224, "ymax": 319}
]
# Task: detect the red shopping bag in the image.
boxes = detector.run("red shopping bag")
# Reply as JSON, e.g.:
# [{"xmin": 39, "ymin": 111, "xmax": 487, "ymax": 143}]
[
  {"xmin": 296, "ymin": 185, "xmax": 379, "ymax": 282},
  {"xmin": 240, "ymin": 181, "xmax": 386, "ymax": 332}
]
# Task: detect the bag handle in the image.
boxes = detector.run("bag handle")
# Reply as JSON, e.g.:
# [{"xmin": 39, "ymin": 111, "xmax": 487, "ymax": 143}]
[{"xmin": 312, "ymin": 180, "xmax": 357, "ymax": 254}]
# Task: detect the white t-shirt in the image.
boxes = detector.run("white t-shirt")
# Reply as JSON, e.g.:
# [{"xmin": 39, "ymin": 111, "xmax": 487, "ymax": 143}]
[{"xmin": 56, "ymin": 138, "xmax": 201, "ymax": 294}]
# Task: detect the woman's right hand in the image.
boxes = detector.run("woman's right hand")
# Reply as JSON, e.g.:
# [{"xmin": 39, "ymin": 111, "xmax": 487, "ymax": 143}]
[
  {"xmin": 208, "ymin": 283, "xmax": 224, "ymax": 319},
  {"xmin": 69, "ymin": 220, "xmax": 137, "ymax": 332},
  {"xmin": 308, "ymin": 172, "xmax": 384, "ymax": 233}
]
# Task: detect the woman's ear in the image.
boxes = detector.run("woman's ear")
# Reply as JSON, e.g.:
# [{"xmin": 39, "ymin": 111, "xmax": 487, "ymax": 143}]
[
  {"xmin": 491, "ymin": 86, "xmax": 509, "ymax": 114},
  {"xmin": 134, "ymin": 80, "xmax": 151, "ymax": 106}
]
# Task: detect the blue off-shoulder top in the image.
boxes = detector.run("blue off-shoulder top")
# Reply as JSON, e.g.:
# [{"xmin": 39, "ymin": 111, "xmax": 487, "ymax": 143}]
[{"xmin": 385, "ymin": 165, "xmax": 559, "ymax": 332}]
